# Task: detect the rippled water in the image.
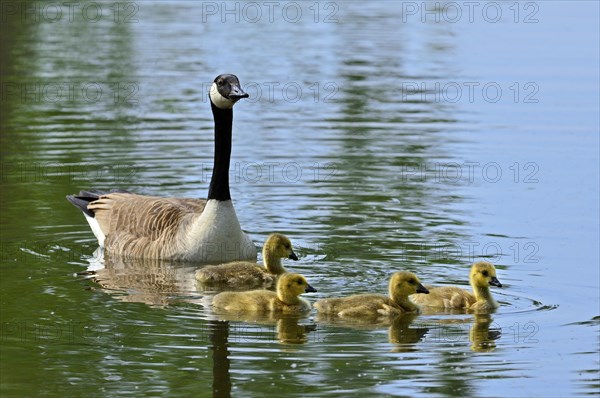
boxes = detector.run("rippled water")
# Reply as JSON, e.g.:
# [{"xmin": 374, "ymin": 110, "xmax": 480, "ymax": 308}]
[{"xmin": 1, "ymin": 1, "xmax": 598, "ymax": 397}]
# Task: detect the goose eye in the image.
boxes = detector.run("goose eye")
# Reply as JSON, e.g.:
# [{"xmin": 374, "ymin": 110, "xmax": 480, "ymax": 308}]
[
  {"xmin": 408, "ymin": 279, "xmax": 416, "ymax": 285},
  {"xmin": 296, "ymin": 279, "xmax": 303, "ymax": 285},
  {"xmin": 217, "ymin": 79, "xmax": 224, "ymax": 86},
  {"xmin": 482, "ymin": 270, "xmax": 489, "ymax": 277},
  {"xmin": 284, "ymin": 243, "xmax": 291, "ymax": 249}
]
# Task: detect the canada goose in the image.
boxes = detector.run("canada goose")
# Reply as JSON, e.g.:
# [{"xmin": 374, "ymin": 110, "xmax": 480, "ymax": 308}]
[
  {"xmin": 66, "ymin": 74, "xmax": 256, "ymax": 263},
  {"xmin": 212, "ymin": 273, "xmax": 317, "ymax": 314},
  {"xmin": 195, "ymin": 233, "xmax": 297, "ymax": 288},
  {"xmin": 411, "ymin": 261, "xmax": 502, "ymax": 312},
  {"xmin": 314, "ymin": 271, "xmax": 429, "ymax": 318}
]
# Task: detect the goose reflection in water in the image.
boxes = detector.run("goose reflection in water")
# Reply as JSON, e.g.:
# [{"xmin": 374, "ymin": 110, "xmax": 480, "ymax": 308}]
[{"xmin": 79, "ymin": 247, "xmax": 199, "ymax": 307}]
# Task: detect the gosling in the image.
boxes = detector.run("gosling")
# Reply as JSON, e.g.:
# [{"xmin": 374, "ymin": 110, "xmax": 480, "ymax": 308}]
[
  {"xmin": 212, "ymin": 273, "xmax": 317, "ymax": 314},
  {"xmin": 411, "ymin": 261, "xmax": 502, "ymax": 312},
  {"xmin": 196, "ymin": 233, "xmax": 297, "ymax": 288},
  {"xmin": 314, "ymin": 271, "xmax": 429, "ymax": 318}
]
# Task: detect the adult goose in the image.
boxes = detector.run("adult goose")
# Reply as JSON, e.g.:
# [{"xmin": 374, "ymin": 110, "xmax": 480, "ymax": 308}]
[{"xmin": 67, "ymin": 74, "xmax": 257, "ymax": 263}]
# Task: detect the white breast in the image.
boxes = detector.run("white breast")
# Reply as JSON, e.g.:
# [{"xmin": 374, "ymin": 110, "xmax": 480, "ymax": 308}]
[{"xmin": 185, "ymin": 199, "xmax": 257, "ymax": 263}]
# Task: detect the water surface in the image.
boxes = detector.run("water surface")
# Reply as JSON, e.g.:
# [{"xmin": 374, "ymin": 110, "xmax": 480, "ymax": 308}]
[{"xmin": 1, "ymin": 1, "xmax": 598, "ymax": 397}]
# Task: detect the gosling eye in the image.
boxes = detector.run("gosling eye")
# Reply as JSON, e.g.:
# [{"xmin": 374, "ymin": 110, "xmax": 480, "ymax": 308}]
[
  {"xmin": 408, "ymin": 279, "xmax": 416, "ymax": 285},
  {"xmin": 481, "ymin": 270, "xmax": 489, "ymax": 277},
  {"xmin": 284, "ymin": 243, "xmax": 291, "ymax": 249},
  {"xmin": 296, "ymin": 279, "xmax": 303, "ymax": 285}
]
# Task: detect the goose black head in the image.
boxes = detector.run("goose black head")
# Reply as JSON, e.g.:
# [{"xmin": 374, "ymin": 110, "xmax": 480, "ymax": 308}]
[{"xmin": 210, "ymin": 74, "xmax": 249, "ymax": 109}]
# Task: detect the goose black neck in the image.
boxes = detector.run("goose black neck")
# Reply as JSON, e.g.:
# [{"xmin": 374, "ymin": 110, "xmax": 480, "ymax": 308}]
[{"xmin": 208, "ymin": 102, "xmax": 233, "ymax": 201}]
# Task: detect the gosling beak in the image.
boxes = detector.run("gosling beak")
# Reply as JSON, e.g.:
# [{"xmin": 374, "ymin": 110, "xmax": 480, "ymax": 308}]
[
  {"xmin": 416, "ymin": 284, "xmax": 429, "ymax": 294},
  {"xmin": 489, "ymin": 276, "xmax": 502, "ymax": 287},
  {"xmin": 228, "ymin": 85, "xmax": 249, "ymax": 101},
  {"xmin": 305, "ymin": 283, "xmax": 317, "ymax": 293},
  {"xmin": 288, "ymin": 250, "xmax": 299, "ymax": 261}
]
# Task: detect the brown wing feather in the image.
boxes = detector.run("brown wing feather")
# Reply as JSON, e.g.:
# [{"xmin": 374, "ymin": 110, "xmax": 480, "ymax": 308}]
[{"xmin": 88, "ymin": 193, "xmax": 207, "ymax": 258}]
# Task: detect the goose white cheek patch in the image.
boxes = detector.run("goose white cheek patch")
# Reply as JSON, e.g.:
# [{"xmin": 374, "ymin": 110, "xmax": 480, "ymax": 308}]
[{"xmin": 209, "ymin": 82, "xmax": 235, "ymax": 109}]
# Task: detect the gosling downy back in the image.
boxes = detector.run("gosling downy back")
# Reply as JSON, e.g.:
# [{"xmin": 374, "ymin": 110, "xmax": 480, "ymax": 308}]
[
  {"xmin": 212, "ymin": 273, "xmax": 317, "ymax": 314},
  {"xmin": 314, "ymin": 271, "xmax": 429, "ymax": 317},
  {"xmin": 195, "ymin": 233, "xmax": 298, "ymax": 287},
  {"xmin": 67, "ymin": 74, "xmax": 256, "ymax": 263},
  {"xmin": 411, "ymin": 261, "xmax": 502, "ymax": 311}
]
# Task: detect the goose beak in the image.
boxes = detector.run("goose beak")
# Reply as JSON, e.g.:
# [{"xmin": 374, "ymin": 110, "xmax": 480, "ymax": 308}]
[
  {"xmin": 288, "ymin": 251, "xmax": 299, "ymax": 261},
  {"xmin": 305, "ymin": 283, "xmax": 317, "ymax": 293},
  {"xmin": 228, "ymin": 85, "xmax": 249, "ymax": 100},
  {"xmin": 416, "ymin": 284, "xmax": 429, "ymax": 294},
  {"xmin": 489, "ymin": 277, "xmax": 502, "ymax": 287}
]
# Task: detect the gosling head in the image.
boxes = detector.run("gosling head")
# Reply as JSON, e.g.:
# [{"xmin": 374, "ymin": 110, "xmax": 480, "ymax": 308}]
[
  {"xmin": 278, "ymin": 273, "xmax": 317, "ymax": 297},
  {"xmin": 389, "ymin": 271, "xmax": 429, "ymax": 298},
  {"xmin": 209, "ymin": 74, "xmax": 249, "ymax": 109},
  {"xmin": 265, "ymin": 233, "xmax": 298, "ymax": 261},
  {"xmin": 470, "ymin": 261, "xmax": 502, "ymax": 288}
]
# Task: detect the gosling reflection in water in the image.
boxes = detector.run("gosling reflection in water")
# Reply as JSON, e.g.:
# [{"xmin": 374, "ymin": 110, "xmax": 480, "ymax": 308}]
[
  {"xmin": 423, "ymin": 314, "xmax": 501, "ymax": 352},
  {"xmin": 208, "ymin": 316, "xmax": 315, "ymax": 398},
  {"xmin": 316, "ymin": 312, "xmax": 429, "ymax": 350},
  {"xmin": 211, "ymin": 312, "xmax": 317, "ymax": 345},
  {"xmin": 387, "ymin": 314, "xmax": 430, "ymax": 350},
  {"xmin": 469, "ymin": 313, "xmax": 501, "ymax": 352}
]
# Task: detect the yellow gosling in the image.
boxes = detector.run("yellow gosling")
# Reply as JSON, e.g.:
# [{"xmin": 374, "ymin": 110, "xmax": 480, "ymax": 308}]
[
  {"xmin": 314, "ymin": 271, "xmax": 429, "ymax": 318},
  {"xmin": 212, "ymin": 273, "xmax": 317, "ymax": 314},
  {"xmin": 196, "ymin": 233, "xmax": 297, "ymax": 288},
  {"xmin": 411, "ymin": 261, "xmax": 502, "ymax": 312}
]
